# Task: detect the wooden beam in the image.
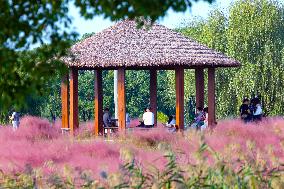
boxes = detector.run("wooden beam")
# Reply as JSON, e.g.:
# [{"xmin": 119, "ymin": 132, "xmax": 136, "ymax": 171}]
[
  {"xmin": 117, "ymin": 68, "xmax": 126, "ymax": 130},
  {"xmin": 208, "ymin": 68, "xmax": 216, "ymax": 127},
  {"xmin": 175, "ymin": 68, "xmax": 184, "ymax": 130},
  {"xmin": 94, "ymin": 70, "xmax": 103, "ymax": 136},
  {"xmin": 150, "ymin": 69, "xmax": 157, "ymax": 127},
  {"xmin": 61, "ymin": 73, "xmax": 69, "ymax": 129},
  {"xmin": 69, "ymin": 67, "xmax": 79, "ymax": 134},
  {"xmin": 195, "ymin": 68, "xmax": 204, "ymax": 109}
]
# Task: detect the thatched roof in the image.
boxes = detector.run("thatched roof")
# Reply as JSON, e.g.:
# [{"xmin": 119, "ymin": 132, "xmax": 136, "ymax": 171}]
[{"xmin": 63, "ymin": 20, "xmax": 240, "ymax": 69}]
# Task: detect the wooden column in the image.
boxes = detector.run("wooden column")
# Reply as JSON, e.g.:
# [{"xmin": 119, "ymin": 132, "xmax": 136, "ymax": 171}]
[
  {"xmin": 117, "ymin": 68, "xmax": 126, "ymax": 130},
  {"xmin": 61, "ymin": 73, "xmax": 69, "ymax": 128},
  {"xmin": 208, "ymin": 68, "xmax": 216, "ymax": 127},
  {"xmin": 175, "ymin": 68, "xmax": 184, "ymax": 130},
  {"xmin": 150, "ymin": 69, "xmax": 157, "ymax": 127},
  {"xmin": 94, "ymin": 70, "xmax": 103, "ymax": 136},
  {"xmin": 69, "ymin": 67, "xmax": 79, "ymax": 134},
  {"xmin": 195, "ymin": 68, "xmax": 204, "ymax": 109}
]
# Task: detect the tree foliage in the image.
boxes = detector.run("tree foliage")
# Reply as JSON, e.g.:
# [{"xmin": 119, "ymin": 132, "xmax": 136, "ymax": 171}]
[
  {"xmin": 0, "ymin": 0, "xmax": 213, "ymax": 111},
  {"xmin": 4, "ymin": 0, "xmax": 284, "ymax": 123},
  {"xmin": 180, "ymin": 0, "xmax": 284, "ymax": 118}
]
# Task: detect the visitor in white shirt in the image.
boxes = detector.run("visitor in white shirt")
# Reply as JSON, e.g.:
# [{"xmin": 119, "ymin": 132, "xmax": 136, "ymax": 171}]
[
  {"xmin": 253, "ymin": 98, "xmax": 263, "ymax": 122},
  {"xmin": 142, "ymin": 107, "xmax": 154, "ymax": 128}
]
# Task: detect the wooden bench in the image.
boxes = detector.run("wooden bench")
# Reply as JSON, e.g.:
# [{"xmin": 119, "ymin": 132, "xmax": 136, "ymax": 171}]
[
  {"xmin": 103, "ymin": 126, "xmax": 118, "ymax": 137},
  {"xmin": 61, "ymin": 128, "xmax": 70, "ymax": 134},
  {"xmin": 127, "ymin": 127, "xmax": 159, "ymax": 132}
]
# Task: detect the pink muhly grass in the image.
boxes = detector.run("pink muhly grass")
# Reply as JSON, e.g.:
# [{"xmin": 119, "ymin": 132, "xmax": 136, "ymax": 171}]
[
  {"xmin": 208, "ymin": 118, "xmax": 284, "ymax": 165},
  {"xmin": 18, "ymin": 116, "xmax": 61, "ymax": 140},
  {"xmin": 0, "ymin": 138, "xmax": 70, "ymax": 172},
  {"xmin": 174, "ymin": 142, "xmax": 197, "ymax": 165},
  {"xmin": 128, "ymin": 127, "xmax": 176, "ymax": 145},
  {"xmin": 136, "ymin": 150, "xmax": 168, "ymax": 172},
  {"xmin": 64, "ymin": 141, "xmax": 122, "ymax": 174},
  {"xmin": 129, "ymin": 118, "xmax": 140, "ymax": 128},
  {"xmin": 213, "ymin": 119, "xmax": 280, "ymax": 149},
  {"xmin": 52, "ymin": 118, "xmax": 63, "ymax": 129},
  {"xmin": 75, "ymin": 121, "xmax": 95, "ymax": 138},
  {"xmin": 0, "ymin": 115, "xmax": 284, "ymax": 182}
]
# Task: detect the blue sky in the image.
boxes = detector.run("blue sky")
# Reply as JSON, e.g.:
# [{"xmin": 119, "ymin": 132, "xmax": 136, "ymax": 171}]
[{"xmin": 69, "ymin": 0, "xmax": 235, "ymax": 37}]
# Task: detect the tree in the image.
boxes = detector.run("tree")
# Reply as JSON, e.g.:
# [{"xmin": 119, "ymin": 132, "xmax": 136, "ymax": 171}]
[
  {"xmin": 0, "ymin": 0, "xmax": 214, "ymax": 111},
  {"xmin": 4, "ymin": 0, "xmax": 284, "ymax": 123},
  {"xmin": 179, "ymin": 0, "xmax": 284, "ymax": 118},
  {"xmin": 78, "ymin": 70, "xmax": 95, "ymax": 121}
]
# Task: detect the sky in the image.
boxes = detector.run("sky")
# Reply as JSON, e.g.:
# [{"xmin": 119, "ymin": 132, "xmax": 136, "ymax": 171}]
[{"xmin": 69, "ymin": 0, "xmax": 235, "ymax": 37}]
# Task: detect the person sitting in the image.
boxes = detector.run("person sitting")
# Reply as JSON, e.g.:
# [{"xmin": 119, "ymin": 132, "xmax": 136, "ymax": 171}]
[
  {"xmin": 164, "ymin": 115, "xmax": 176, "ymax": 132},
  {"xmin": 253, "ymin": 98, "xmax": 263, "ymax": 122},
  {"xmin": 142, "ymin": 107, "xmax": 154, "ymax": 128},
  {"xmin": 103, "ymin": 108, "xmax": 111, "ymax": 127},
  {"xmin": 137, "ymin": 108, "xmax": 147, "ymax": 127},
  {"xmin": 200, "ymin": 107, "xmax": 208, "ymax": 131},
  {"xmin": 239, "ymin": 98, "xmax": 251, "ymax": 123},
  {"xmin": 191, "ymin": 107, "xmax": 205, "ymax": 129},
  {"xmin": 165, "ymin": 115, "xmax": 176, "ymax": 127}
]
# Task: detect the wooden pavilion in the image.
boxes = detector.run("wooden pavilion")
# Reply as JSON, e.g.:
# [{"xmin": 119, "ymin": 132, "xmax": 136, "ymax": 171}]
[{"xmin": 61, "ymin": 20, "xmax": 240, "ymax": 135}]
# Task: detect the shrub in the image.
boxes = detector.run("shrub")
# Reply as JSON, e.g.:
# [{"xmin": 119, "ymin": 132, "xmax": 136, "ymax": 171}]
[{"xmin": 157, "ymin": 111, "xmax": 168, "ymax": 124}]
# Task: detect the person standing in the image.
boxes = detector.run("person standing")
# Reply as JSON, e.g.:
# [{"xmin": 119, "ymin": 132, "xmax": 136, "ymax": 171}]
[
  {"xmin": 103, "ymin": 108, "xmax": 111, "ymax": 127},
  {"xmin": 142, "ymin": 107, "xmax": 154, "ymax": 128},
  {"xmin": 126, "ymin": 112, "xmax": 130, "ymax": 128},
  {"xmin": 9, "ymin": 110, "xmax": 20, "ymax": 130}
]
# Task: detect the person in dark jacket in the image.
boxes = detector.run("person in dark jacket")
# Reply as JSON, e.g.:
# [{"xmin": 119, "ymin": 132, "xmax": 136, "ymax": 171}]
[
  {"xmin": 239, "ymin": 98, "xmax": 251, "ymax": 123},
  {"xmin": 103, "ymin": 108, "xmax": 111, "ymax": 127}
]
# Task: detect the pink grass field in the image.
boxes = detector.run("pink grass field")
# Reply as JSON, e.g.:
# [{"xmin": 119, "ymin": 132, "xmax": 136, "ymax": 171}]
[{"xmin": 0, "ymin": 116, "xmax": 284, "ymax": 180}]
